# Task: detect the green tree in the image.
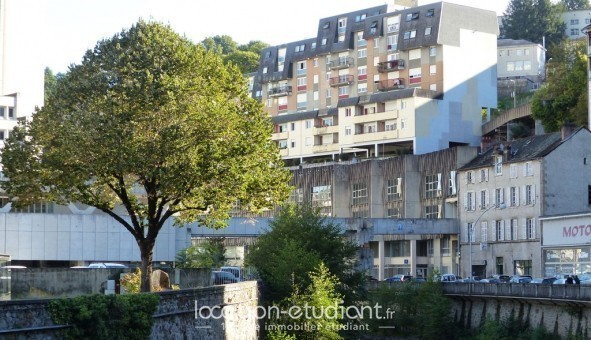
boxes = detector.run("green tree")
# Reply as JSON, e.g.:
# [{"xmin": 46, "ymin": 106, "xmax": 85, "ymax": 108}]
[
  {"xmin": 175, "ymin": 237, "xmax": 226, "ymax": 268},
  {"xmin": 501, "ymin": 0, "xmax": 566, "ymax": 48},
  {"xmin": 43, "ymin": 67, "xmax": 63, "ymax": 102},
  {"xmin": 0, "ymin": 20, "xmax": 291, "ymax": 292},
  {"xmin": 531, "ymin": 39, "xmax": 588, "ymax": 131},
  {"xmin": 200, "ymin": 35, "xmax": 268, "ymax": 73},
  {"xmin": 559, "ymin": 0, "xmax": 590, "ymax": 10},
  {"xmin": 268, "ymin": 263, "xmax": 344, "ymax": 340},
  {"xmin": 246, "ymin": 204, "xmax": 364, "ymax": 304}
]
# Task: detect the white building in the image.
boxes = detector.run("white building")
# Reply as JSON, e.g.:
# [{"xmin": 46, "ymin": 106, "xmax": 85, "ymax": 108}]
[
  {"xmin": 563, "ymin": 9, "xmax": 591, "ymax": 40},
  {"xmin": 497, "ymin": 39, "xmax": 546, "ymax": 99},
  {"xmin": 458, "ymin": 127, "xmax": 591, "ymax": 279}
]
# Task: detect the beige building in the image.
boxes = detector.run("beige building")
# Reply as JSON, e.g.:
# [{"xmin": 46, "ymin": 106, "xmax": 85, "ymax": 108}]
[
  {"xmin": 250, "ymin": 2, "xmax": 498, "ymax": 165},
  {"xmin": 458, "ymin": 127, "xmax": 591, "ymax": 279}
]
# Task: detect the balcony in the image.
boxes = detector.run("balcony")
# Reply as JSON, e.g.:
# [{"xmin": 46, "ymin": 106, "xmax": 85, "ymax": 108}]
[
  {"xmin": 377, "ymin": 78, "xmax": 405, "ymax": 91},
  {"xmin": 272, "ymin": 131, "xmax": 289, "ymax": 140},
  {"xmin": 352, "ymin": 130, "xmax": 398, "ymax": 143},
  {"xmin": 268, "ymin": 85, "xmax": 292, "ymax": 97},
  {"xmin": 313, "ymin": 143, "xmax": 340, "ymax": 153},
  {"xmin": 377, "ymin": 60, "xmax": 405, "ymax": 72},
  {"xmin": 327, "ymin": 57, "xmax": 354, "ymax": 70},
  {"xmin": 313, "ymin": 124, "xmax": 339, "ymax": 135},
  {"xmin": 352, "ymin": 109, "xmax": 398, "ymax": 124},
  {"xmin": 329, "ymin": 75, "xmax": 354, "ymax": 87}
]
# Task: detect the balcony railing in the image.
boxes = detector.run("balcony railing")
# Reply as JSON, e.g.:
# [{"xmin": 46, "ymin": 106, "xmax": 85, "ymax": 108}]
[
  {"xmin": 377, "ymin": 78, "xmax": 405, "ymax": 91},
  {"xmin": 327, "ymin": 57, "xmax": 354, "ymax": 70},
  {"xmin": 329, "ymin": 75, "xmax": 354, "ymax": 87},
  {"xmin": 268, "ymin": 85, "xmax": 292, "ymax": 97},
  {"xmin": 377, "ymin": 60, "xmax": 405, "ymax": 72}
]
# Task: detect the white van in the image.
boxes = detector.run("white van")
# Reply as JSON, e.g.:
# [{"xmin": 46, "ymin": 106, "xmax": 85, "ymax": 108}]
[{"xmin": 440, "ymin": 274, "xmax": 458, "ymax": 282}]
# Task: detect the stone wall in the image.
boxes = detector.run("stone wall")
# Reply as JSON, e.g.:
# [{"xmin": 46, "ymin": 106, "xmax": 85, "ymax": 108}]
[
  {"xmin": 0, "ymin": 280, "xmax": 260, "ymax": 339},
  {"xmin": 450, "ymin": 297, "xmax": 591, "ymax": 338}
]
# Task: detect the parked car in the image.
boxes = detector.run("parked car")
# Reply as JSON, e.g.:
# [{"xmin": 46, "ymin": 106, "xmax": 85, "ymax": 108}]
[
  {"xmin": 412, "ymin": 277, "xmax": 427, "ymax": 283},
  {"xmin": 480, "ymin": 277, "xmax": 502, "ymax": 283},
  {"xmin": 439, "ymin": 274, "xmax": 459, "ymax": 282},
  {"xmin": 220, "ymin": 266, "xmax": 243, "ymax": 282},
  {"xmin": 88, "ymin": 262, "xmax": 128, "ymax": 269},
  {"xmin": 384, "ymin": 274, "xmax": 413, "ymax": 283},
  {"xmin": 461, "ymin": 276, "xmax": 482, "ymax": 282},
  {"xmin": 552, "ymin": 278, "xmax": 567, "ymax": 285},
  {"xmin": 509, "ymin": 275, "xmax": 532, "ymax": 283},
  {"xmin": 211, "ymin": 271, "xmax": 239, "ymax": 285},
  {"xmin": 531, "ymin": 277, "xmax": 557, "ymax": 285},
  {"xmin": 491, "ymin": 274, "xmax": 510, "ymax": 283}
]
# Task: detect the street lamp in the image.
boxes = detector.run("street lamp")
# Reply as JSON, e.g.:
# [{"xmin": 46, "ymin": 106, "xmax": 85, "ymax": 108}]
[{"xmin": 468, "ymin": 203, "xmax": 506, "ymax": 279}]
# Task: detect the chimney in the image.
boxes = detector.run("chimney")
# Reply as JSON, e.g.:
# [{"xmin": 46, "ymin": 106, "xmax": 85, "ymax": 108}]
[{"xmin": 561, "ymin": 122, "xmax": 577, "ymax": 140}]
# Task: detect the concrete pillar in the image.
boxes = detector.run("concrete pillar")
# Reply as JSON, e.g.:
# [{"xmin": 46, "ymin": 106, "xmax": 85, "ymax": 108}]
[
  {"xmin": 410, "ymin": 239, "xmax": 417, "ymax": 277},
  {"xmin": 378, "ymin": 239, "xmax": 385, "ymax": 281}
]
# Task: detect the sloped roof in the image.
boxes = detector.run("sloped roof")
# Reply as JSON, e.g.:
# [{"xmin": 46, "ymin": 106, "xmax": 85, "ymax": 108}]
[{"xmin": 460, "ymin": 131, "xmax": 568, "ymax": 170}]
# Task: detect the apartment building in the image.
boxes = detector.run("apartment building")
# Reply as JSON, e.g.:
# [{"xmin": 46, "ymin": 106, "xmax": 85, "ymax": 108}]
[
  {"xmin": 563, "ymin": 9, "xmax": 591, "ymax": 39},
  {"xmin": 457, "ymin": 127, "xmax": 591, "ymax": 279},
  {"xmin": 250, "ymin": 2, "xmax": 498, "ymax": 166},
  {"xmin": 497, "ymin": 39, "xmax": 545, "ymax": 99}
]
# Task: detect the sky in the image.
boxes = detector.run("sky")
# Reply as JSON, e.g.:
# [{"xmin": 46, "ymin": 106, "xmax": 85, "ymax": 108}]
[
  {"xmin": 8, "ymin": 0, "xmax": 510, "ymax": 74},
  {"xmin": 3, "ymin": 0, "xmax": 509, "ymax": 114}
]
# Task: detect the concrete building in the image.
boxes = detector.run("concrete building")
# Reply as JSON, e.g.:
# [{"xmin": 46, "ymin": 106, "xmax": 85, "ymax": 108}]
[
  {"xmin": 496, "ymin": 39, "xmax": 545, "ymax": 100},
  {"xmin": 195, "ymin": 146, "xmax": 478, "ymax": 280},
  {"xmin": 563, "ymin": 9, "xmax": 591, "ymax": 40},
  {"xmin": 250, "ymin": 2, "xmax": 498, "ymax": 165},
  {"xmin": 457, "ymin": 127, "xmax": 591, "ymax": 279}
]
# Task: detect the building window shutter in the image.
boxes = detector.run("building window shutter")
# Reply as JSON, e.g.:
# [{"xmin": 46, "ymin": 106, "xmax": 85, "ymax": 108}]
[
  {"xmin": 521, "ymin": 218, "xmax": 527, "ymax": 240},
  {"xmin": 532, "ymin": 185, "xmax": 536, "ymax": 205},
  {"xmin": 463, "ymin": 193, "xmax": 468, "ymax": 211},
  {"xmin": 531, "ymin": 218, "xmax": 536, "ymax": 239},
  {"xmin": 504, "ymin": 220, "xmax": 511, "ymax": 240},
  {"xmin": 482, "ymin": 221, "xmax": 488, "ymax": 242}
]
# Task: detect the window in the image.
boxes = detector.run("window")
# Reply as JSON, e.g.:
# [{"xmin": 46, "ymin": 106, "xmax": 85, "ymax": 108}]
[
  {"xmin": 321, "ymin": 38, "xmax": 327, "ymax": 46},
  {"xmin": 514, "ymin": 260, "xmax": 532, "ymax": 276},
  {"xmin": 495, "ymin": 155, "xmax": 503, "ymax": 175},
  {"xmin": 294, "ymin": 44, "xmax": 305, "ymax": 53},
  {"xmin": 425, "ymin": 27, "xmax": 432, "ymax": 36},
  {"xmin": 338, "ymin": 17, "xmax": 347, "ymax": 33},
  {"xmin": 11, "ymin": 201, "xmax": 54, "ymax": 213},
  {"xmin": 466, "ymin": 192, "xmax": 475, "ymax": 211},
  {"xmin": 479, "ymin": 169, "xmax": 489, "ymax": 182},
  {"xmin": 263, "ymin": 67, "xmax": 268, "ymax": 74},
  {"xmin": 406, "ymin": 12, "xmax": 419, "ymax": 21},
  {"xmin": 467, "ymin": 223, "xmax": 475, "ymax": 243},
  {"xmin": 358, "ymin": 66, "xmax": 367, "ymax": 80},
  {"xmin": 525, "ymin": 185, "xmax": 535, "ymax": 205},
  {"xmin": 345, "ymin": 126, "xmax": 352, "ymax": 136},
  {"xmin": 352, "ymin": 183, "xmax": 368, "ymax": 205},
  {"xmin": 355, "ymin": 13, "xmax": 367, "ymax": 22},
  {"xmin": 466, "ymin": 171, "xmax": 473, "ymax": 184},
  {"xmin": 387, "ymin": 178, "xmax": 402, "ymax": 201},
  {"xmin": 387, "ymin": 35, "xmax": 398, "ymax": 51},
  {"xmin": 495, "ymin": 188, "xmax": 505, "ymax": 206},
  {"xmin": 425, "ymin": 174, "xmax": 442, "ymax": 198},
  {"xmin": 509, "ymin": 186, "xmax": 518, "ymax": 207},
  {"xmin": 426, "ymin": 8, "xmax": 435, "ymax": 17},
  {"xmin": 506, "ymin": 62, "xmax": 514, "ymax": 72},
  {"xmin": 358, "ymin": 49, "xmax": 367, "ymax": 58},
  {"xmin": 429, "ymin": 46, "xmax": 436, "ymax": 57},
  {"xmin": 510, "ymin": 219, "xmax": 518, "ymax": 240},
  {"xmin": 8, "ymin": 108, "xmax": 14, "ymax": 119},
  {"xmin": 496, "ymin": 220, "xmax": 504, "ymax": 241},
  {"xmin": 338, "ymin": 86, "xmax": 349, "ymax": 97},
  {"xmin": 357, "ymin": 32, "xmax": 366, "ymax": 47},
  {"xmin": 385, "ymin": 240, "xmax": 410, "ymax": 257},
  {"xmin": 278, "ymin": 140, "xmax": 287, "ymax": 149},
  {"xmin": 311, "ymin": 185, "xmax": 332, "ymax": 215},
  {"xmin": 289, "ymin": 188, "xmax": 304, "ymax": 203},
  {"xmin": 385, "ymin": 120, "xmax": 396, "ymax": 131},
  {"xmin": 496, "ymin": 257, "xmax": 504, "ymax": 275},
  {"xmin": 425, "ymin": 205, "xmax": 439, "ymax": 219},
  {"xmin": 297, "ymin": 61, "xmax": 306, "ymax": 75},
  {"xmin": 387, "ymin": 207, "xmax": 400, "ymax": 218},
  {"xmin": 290, "ymin": 139, "xmax": 295, "ymax": 148},
  {"xmin": 305, "ymin": 137, "xmax": 312, "ymax": 146},
  {"xmin": 481, "ymin": 221, "xmax": 488, "ymax": 242},
  {"xmin": 323, "ymin": 22, "xmax": 330, "ymax": 29},
  {"xmin": 588, "ymin": 185, "xmax": 591, "ymax": 205},
  {"xmin": 510, "ymin": 164, "xmax": 518, "ymax": 178},
  {"xmin": 290, "ymin": 122, "xmax": 295, "ymax": 131},
  {"xmin": 429, "ymin": 65, "xmax": 436, "ymax": 75},
  {"xmin": 409, "ymin": 67, "xmax": 421, "ymax": 84},
  {"xmin": 297, "ymin": 77, "xmax": 307, "ymax": 90},
  {"xmin": 306, "ymin": 120, "xmax": 312, "ymax": 129},
  {"xmin": 440, "ymin": 237, "xmax": 450, "ymax": 256},
  {"xmin": 524, "ymin": 162, "xmax": 533, "ymax": 176},
  {"xmin": 357, "ymin": 83, "xmax": 367, "ymax": 93},
  {"xmin": 571, "ymin": 19, "xmax": 579, "ymax": 25},
  {"xmin": 0, "ymin": 130, "xmax": 5, "ymax": 140},
  {"xmin": 345, "ymin": 108, "xmax": 352, "ymax": 117},
  {"xmin": 448, "ymin": 171, "xmax": 457, "ymax": 195},
  {"xmin": 480, "ymin": 190, "xmax": 487, "ymax": 210},
  {"xmin": 526, "ymin": 218, "xmax": 535, "ymax": 238}
]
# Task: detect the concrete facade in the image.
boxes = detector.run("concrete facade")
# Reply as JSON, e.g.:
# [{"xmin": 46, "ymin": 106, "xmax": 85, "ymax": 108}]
[{"xmin": 497, "ymin": 39, "xmax": 546, "ymax": 99}]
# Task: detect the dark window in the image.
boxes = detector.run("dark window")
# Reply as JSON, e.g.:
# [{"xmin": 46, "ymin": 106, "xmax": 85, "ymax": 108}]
[
  {"xmin": 323, "ymin": 22, "xmax": 330, "ymax": 29},
  {"xmin": 370, "ymin": 21, "xmax": 378, "ymax": 28},
  {"xmin": 588, "ymin": 185, "xmax": 591, "ymax": 205},
  {"xmin": 426, "ymin": 8, "xmax": 435, "ymax": 17}
]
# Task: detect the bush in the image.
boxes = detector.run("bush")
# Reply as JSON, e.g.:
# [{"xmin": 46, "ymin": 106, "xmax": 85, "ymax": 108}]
[{"xmin": 49, "ymin": 293, "xmax": 159, "ymax": 339}]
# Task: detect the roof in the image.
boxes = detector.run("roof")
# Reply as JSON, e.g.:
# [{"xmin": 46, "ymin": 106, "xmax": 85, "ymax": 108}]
[
  {"xmin": 497, "ymin": 39, "xmax": 540, "ymax": 47},
  {"xmin": 460, "ymin": 131, "xmax": 570, "ymax": 170}
]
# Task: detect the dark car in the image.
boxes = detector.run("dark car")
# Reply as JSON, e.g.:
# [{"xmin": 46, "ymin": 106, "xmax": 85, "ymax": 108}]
[
  {"xmin": 211, "ymin": 271, "xmax": 239, "ymax": 285},
  {"xmin": 531, "ymin": 277, "xmax": 557, "ymax": 285},
  {"xmin": 385, "ymin": 274, "xmax": 413, "ymax": 283},
  {"xmin": 509, "ymin": 275, "xmax": 532, "ymax": 283}
]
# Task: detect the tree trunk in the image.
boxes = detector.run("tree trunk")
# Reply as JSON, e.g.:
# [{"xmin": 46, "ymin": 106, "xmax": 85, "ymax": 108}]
[{"xmin": 139, "ymin": 238, "xmax": 155, "ymax": 292}]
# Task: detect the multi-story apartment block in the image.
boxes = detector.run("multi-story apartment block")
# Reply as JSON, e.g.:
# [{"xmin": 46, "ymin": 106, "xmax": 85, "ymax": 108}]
[
  {"xmin": 563, "ymin": 9, "xmax": 591, "ymax": 40},
  {"xmin": 497, "ymin": 39, "xmax": 545, "ymax": 100},
  {"xmin": 250, "ymin": 2, "xmax": 498, "ymax": 166},
  {"xmin": 457, "ymin": 126, "xmax": 591, "ymax": 279}
]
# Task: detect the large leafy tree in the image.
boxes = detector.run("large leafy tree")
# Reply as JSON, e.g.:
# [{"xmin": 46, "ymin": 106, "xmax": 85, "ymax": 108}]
[
  {"xmin": 501, "ymin": 0, "xmax": 566, "ymax": 48},
  {"xmin": 201, "ymin": 35, "xmax": 268, "ymax": 73},
  {"xmin": 531, "ymin": 39, "xmax": 588, "ymax": 131},
  {"xmin": 559, "ymin": 0, "xmax": 590, "ymax": 10},
  {"xmin": 175, "ymin": 237, "xmax": 226, "ymax": 269},
  {"xmin": 1, "ymin": 20, "xmax": 291, "ymax": 292},
  {"xmin": 246, "ymin": 204, "xmax": 365, "ymax": 304}
]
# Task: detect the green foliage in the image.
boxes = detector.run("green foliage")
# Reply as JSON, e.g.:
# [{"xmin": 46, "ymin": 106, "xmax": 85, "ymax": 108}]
[
  {"xmin": 43, "ymin": 67, "xmax": 63, "ymax": 101},
  {"xmin": 501, "ymin": 0, "xmax": 566, "ymax": 47},
  {"xmin": 532, "ymin": 39, "xmax": 588, "ymax": 131},
  {"xmin": 475, "ymin": 313, "xmax": 553, "ymax": 340},
  {"xmin": 559, "ymin": 0, "xmax": 590, "ymax": 10},
  {"xmin": 49, "ymin": 293, "xmax": 159, "ymax": 339},
  {"xmin": 267, "ymin": 263, "xmax": 344, "ymax": 340},
  {"xmin": 366, "ymin": 281, "xmax": 455, "ymax": 339},
  {"xmin": 120, "ymin": 268, "xmax": 142, "ymax": 294},
  {"xmin": 246, "ymin": 204, "xmax": 364, "ymax": 304},
  {"xmin": 175, "ymin": 237, "xmax": 226, "ymax": 268},
  {"xmin": 200, "ymin": 35, "xmax": 269, "ymax": 73},
  {"xmin": 1, "ymin": 20, "xmax": 290, "ymax": 292}
]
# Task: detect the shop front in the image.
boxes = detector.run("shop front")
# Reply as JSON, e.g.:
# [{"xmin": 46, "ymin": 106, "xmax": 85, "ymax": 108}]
[{"xmin": 540, "ymin": 214, "xmax": 591, "ymax": 277}]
